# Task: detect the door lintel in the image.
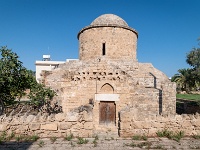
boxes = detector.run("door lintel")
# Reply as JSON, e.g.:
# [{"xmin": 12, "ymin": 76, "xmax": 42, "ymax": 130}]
[{"xmin": 95, "ymin": 94, "xmax": 119, "ymax": 101}]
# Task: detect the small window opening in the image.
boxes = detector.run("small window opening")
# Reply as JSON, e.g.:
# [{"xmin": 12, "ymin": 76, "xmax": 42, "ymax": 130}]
[{"xmin": 102, "ymin": 43, "xmax": 106, "ymax": 55}]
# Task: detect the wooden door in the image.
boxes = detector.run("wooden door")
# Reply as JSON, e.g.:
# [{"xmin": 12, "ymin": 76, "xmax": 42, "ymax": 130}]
[{"xmin": 99, "ymin": 101, "xmax": 116, "ymax": 124}]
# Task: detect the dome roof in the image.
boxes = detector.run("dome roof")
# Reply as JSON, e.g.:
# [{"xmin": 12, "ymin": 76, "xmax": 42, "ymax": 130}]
[
  {"xmin": 91, "ymin": 14, "xmax": 128, "ymax": 27},
  {"xmin": 77, "ymin": 14, "xmax": 138, "ymax": 39}
]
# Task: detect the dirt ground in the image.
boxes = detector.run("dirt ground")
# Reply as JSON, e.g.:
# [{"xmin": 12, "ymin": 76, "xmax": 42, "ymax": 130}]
[{"xmin": 0, "ymin": 137, "xmax": 199, "ymax": 150}]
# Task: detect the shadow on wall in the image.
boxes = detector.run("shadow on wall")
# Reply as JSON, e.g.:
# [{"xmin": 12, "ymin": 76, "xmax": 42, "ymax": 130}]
[
  {"xmin": 149, "ymin": 72, "xmax": 163, "ymax": 115},
  {"xmin": 176, "ymin": 99, "xmax": 200, "ymax": 114}
]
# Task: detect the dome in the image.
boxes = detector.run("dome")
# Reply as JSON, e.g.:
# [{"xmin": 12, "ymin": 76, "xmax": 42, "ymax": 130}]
[{"xmin": 91, "ymin": 14, "xmax": 128, "ymax": 27}]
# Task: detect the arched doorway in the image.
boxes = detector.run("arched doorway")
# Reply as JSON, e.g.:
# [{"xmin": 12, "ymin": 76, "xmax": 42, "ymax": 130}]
[{"xmin": 99, "ymin": 83, "xmax": 116, "ymax": 125}]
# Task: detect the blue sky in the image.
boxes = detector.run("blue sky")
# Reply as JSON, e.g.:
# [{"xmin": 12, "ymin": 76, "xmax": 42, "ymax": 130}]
[{"xmin": 0, "ymin": 0, "xmax": 199, "ymax": 77}]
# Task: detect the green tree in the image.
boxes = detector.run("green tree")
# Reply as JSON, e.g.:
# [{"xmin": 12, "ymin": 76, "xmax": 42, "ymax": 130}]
[
  {"xmin": 172, "ymin": 40, "xmax": 200, "ymax": 92},
  {"xmin": 0, "ymin": 46, "xmax": 32, "ymax": 104},
  {"xmin": 0, "ymin": 46, "xmax": 57, "ymax": 113},
  {"xmin": 171, "ymin": 68, "xmax": 195, "ymax": 92},
  {"xmin": 28, "ymin": 82, "xmax": 56, "ymax": 108},
  {"xmin": 186, "ymin": 46, "xmax": 200, "ymax": 88},
  {"xmin": 186, "ymin": 47, "xmax": 200, "ymax": 70}
]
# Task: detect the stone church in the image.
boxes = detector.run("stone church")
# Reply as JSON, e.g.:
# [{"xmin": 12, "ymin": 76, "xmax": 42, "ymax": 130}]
[{"xmin": 42, "ymin": 14, "xmax": 176, "ymax": 136}]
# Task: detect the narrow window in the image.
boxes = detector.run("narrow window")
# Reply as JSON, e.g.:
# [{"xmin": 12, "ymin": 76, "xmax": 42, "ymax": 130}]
[{"xmin": 102, "ymin": 43, "xmax": 106, "ymax": 55}]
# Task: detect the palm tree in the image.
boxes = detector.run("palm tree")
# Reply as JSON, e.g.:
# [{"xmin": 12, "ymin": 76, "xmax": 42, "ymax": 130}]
[{"xmin": 171, "ymin": 68, "xmax": 195, "ymax": 92}]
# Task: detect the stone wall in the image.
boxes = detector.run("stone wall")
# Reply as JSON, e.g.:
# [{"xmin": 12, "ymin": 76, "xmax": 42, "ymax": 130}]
[
  {"xmin": 43, "ymin": 59, "xmax": 176, "ymax": 115},
  {"xmin": 1, "ymin": 110, "xmax": 199, "ymax": 138},
  {"xmin": 0, "ymin": 105, "xmax": 94, "ymax": 137},
  {"xmin": 119, "ymin": 108, "xmax": 200, "ymax": 137}
]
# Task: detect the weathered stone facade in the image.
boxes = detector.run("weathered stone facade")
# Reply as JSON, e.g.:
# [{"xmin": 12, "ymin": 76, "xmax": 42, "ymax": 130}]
[{"xmin": 39, "ymin": 14, "xmax": 178, "ymax": 136}]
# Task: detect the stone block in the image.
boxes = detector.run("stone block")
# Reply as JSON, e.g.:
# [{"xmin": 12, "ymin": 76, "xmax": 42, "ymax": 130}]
[
  {"xmin": 148, "ymin": 128, "xmax": 158, "ymax": 136},
  {"xmin": 59, "ymin": 122, "xmax": 72, "ymax": 130},
  {"xmin": 191, "ymin": 119, "xmax": 200, "ymax": 127},
  {"xmin": 41, "ymin": 123, "xmax": 58, "ymax": 131},
  {"xmin": 182, "ymin": 121, "xmax": 192, "ymax": 128},
  {"xmin": 66, "ymin": 112, "xmax": 80, "ymax": 122},
  {"xmin": 119, "ymin": 130, "xmax": 133, "ymax": 138},
  {"xmin": 131, "ymin": 121, "xmax": 142, "ymax": 129},
  {"xmin": 11, "ymin": 117, "xmax": 20, "ymax": 124},
  {"xmin": 55, "ymin": 113, "xmax": 65, "ymax": 122},
  {"xmin": 83, "ymin": 111, "xmax": 93, "ymax": 122},
  {"xmin": 120, "ymin": 112, "xmax": 132, "ymax": 122},
  {"xmin": 120, "ymin": 122, "xmax": 131, "ymax": 129},
  {"xmin": 175, "ymin": 115, "xmax": 183, "ymax": 121},
  {"xmin": 26, "ymin": 115, "xmax": 35, "ymax": 123},
  {"xmin": 72, "ymin": 122, "xmax": 83, "ymax": 129},
  {"xmin": 0, "ymin": 124, "xmax": 8, "ymax": 131},
  {"xmin": 19, "ymin": 125, "xmax": 29, "ymax": 131},
  {"xmin": 79, "ymin": 129, "xmax": 93, "ymax": 137},
  {"xmin": 142, "ymin": 121, "xmax": 151, "ymax": 129},
  {"xmin": 30, "ymin": 123, "xmax": 41, "ymax": 131},
  {"xmin": 152, "ymin": 122, "xmax": 164, "ymax": 128},
  {"xmin": 84, "ymin": 122, "xmax": 93, "ymax": 130}
]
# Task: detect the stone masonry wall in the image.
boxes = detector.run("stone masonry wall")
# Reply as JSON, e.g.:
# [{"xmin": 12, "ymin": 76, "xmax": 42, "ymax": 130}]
[
  {"xmin": 1, "ymin": 110, "xmax": 199, "ymax": 138},
  {"xmin": 43, "ymin": 59, "xmax": 175, "ymax": 115},
  {"xmin": 119, "ymin": 109, "xmax": 200, "ymax": 137},
  {"xmin": 0, "ymin": 107, "xmax": 94, "ymax": 138}
]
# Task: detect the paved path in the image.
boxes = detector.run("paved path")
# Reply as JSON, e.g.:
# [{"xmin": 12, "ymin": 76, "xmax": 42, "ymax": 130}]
[{"xmin": 0, "ymin": 137, "xmax": 200, "ymax": 150}]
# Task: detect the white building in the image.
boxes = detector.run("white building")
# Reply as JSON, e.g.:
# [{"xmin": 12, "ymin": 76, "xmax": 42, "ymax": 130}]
[{"xmin": 35, "ymin": 55, "xmax": 77, "ymax": 82}]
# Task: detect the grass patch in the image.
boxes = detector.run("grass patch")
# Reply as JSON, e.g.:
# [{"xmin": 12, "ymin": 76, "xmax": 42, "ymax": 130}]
[
  {"xmin": 193, "ymin": 134, "xmax": 200, "ymax": 139},
  {"xmin": 0, "ymin": 131, "xmax": 40, "ymax": 143},
  {"xmin": 1, "ymin": 131, "xmax": 7, "ymax": 141},
  {"xmin": 64, "ymin": 133, "xmax": 73, "ymax": 141},
  {"xmin": 15, "ymin": 135, "xmax": 24, "ymax": 142},
  {"xmin": 77, "ymin": 137, "xmax": 89, "ymax": 144},
  {"xmin": 156, "ymin": 129, "xmax": 184, "ymax": 142},
  {"xmin": 50, "ymin": 137, "xmax": 57, "ymax": 143},
  {"xmin": 92, "ymin": 135, "xmax": 98, "ymax": 147},
  {"xmin": 6, "ymin": 132, "xmax": 15, "ymax": 141},
  {"xmin": 38, "ymin": 140, "xmax": 45, "ymax": 147},
  {"xmin": 177, "ymin": 94, "xmax": 200, "ymax": 101},
  {"xmin": 92, "ymin": 139, "xmax": 98, "ymax": 147},
  {"xmin": 30, "ymin": 135, "xmax": 40, "ymax": 141},
  {"xmin": 156, "ymin": 129, "xmax": 173, "ymax": 137},
  {"xmin": 132, "ymin": 135, "xmax": 147, "ymax": 141},
  {"xmin": 125, "ymin": 141, "xmax": 151, "ymax": 148},
  {"xmin": 94, "ymin": 135, "xmax": 98, "ymax": 140},
  {"xmin": 171, "ymin": 131, "xmax": 185, "ymax": 142}
]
